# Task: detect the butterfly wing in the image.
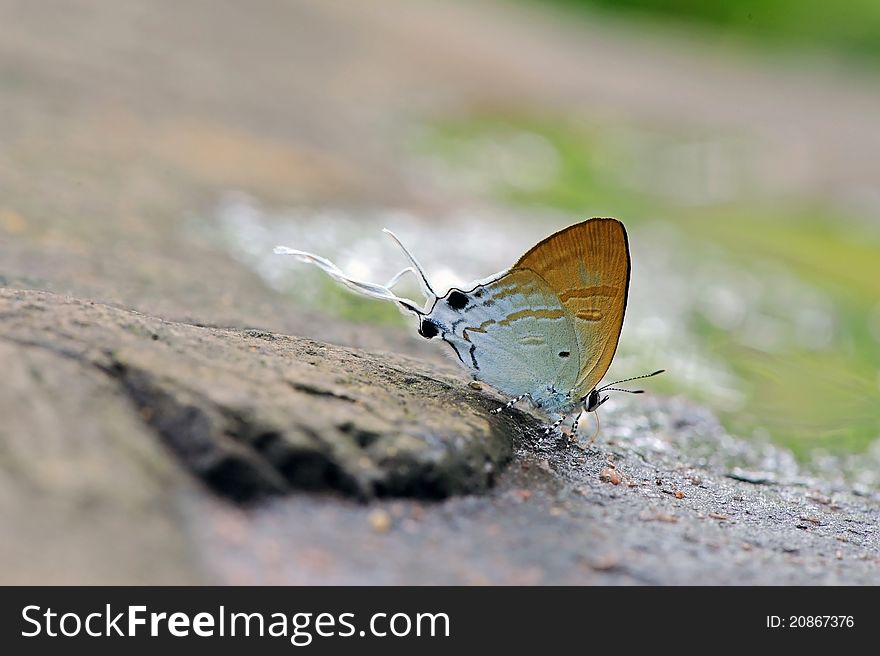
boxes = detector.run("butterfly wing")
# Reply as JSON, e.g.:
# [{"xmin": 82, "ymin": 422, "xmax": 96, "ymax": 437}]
[
  {"xmin": 513, "ymin": 218, "xmax": 630, "ymax": 400},
  {"xmin": 426, "ymin": 268, "xmax": 581, "ymax": 406}
]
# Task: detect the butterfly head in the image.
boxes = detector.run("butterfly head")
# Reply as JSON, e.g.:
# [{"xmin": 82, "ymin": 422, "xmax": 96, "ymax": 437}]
[
  {"xmin": 583, "ymin": 369, "xmax": 666, "ymax": 411},
  {"xmin": 585, "ymin": 389, "xmax": 610, "ymax": 413},
  {"xmin": 417, "ymin": 287, "xmax": 476, "ymax": 339}
]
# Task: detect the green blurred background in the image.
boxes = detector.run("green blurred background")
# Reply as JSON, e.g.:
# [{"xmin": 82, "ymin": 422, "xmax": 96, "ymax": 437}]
[{"xmin": 551, "ymin": 0, "xmax": 880, "ymax": 60}]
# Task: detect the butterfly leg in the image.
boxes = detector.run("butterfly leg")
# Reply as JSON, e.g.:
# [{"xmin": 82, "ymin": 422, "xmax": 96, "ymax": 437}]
[
  {"xmin": 490, "ymin": 393, "xmax": 531, "ymax": 415},
  {"xmin": 569, "ymin": 410, "xmax": 584, "ymax": 437},
  {"xmin": 543, "ymin": 415, "xmax": 566, "ymax": 436}
]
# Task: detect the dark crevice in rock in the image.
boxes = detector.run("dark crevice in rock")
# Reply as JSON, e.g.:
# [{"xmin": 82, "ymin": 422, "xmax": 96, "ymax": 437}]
[
  {"xmin": 337, "ymin": 421, "xmax": 382, "ymax": 448},
  {"xmin": 286, "ymin": 380, "xmax": 358, "ymax": 403},
  {"xmin": 105, "ymin": 363, "xmax": 377, "ymax": 501},
  {"xmin": 277, "ymin": 449, "xmax": 358, "ymax": 495},
  {"xmin": 372, "ymin": 447, "xmax": 496, "ymax": 500},
  {"xmin": 103, "ymin": 363, "xmax": 289, "ymax": 502},
  {"xmin": 375, "ymin": 467, "xmax": 461, "ymax": 499},
  {"xmin": 252, "ymin": 430, "xmax": 282, "ymax": 450},
  {"xmin": 223, "ymin": 417, "xmax": 368, "ymax": 498},
  {"xmin": 0, "ymin": 334, "xmax": 92, "ymax": 366}
]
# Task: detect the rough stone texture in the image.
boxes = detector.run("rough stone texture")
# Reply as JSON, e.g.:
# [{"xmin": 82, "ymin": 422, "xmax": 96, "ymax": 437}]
[
  {"xmin": 0, "ymin": 290, "xmax": 515, "ymax": 503},
  {"xmin": 0, "ymin": 338, "xmax": 204, "ymax": 584}
]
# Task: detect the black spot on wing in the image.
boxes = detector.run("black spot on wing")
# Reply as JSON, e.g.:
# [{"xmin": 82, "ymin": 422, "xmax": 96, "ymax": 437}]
[
  {"xmin": 558, "ymin": 351, "xmax": 570, "ymax": 358},
  {"xmin": 447, "ymin": 290, "xmax": 468, "ymax": 310},
  {"xmin": 468, "ymin": 343, "xmax": 479, "ymax": 370},
  {"xmin": 419, "ymin": 319, "xmax": 439, "ymax": 339}
]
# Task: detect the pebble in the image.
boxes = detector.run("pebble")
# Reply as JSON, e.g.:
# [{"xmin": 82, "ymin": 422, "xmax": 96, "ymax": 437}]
[
  {"xmin": 368, "ymin": 509, "xmax": 392, "ymax": 533},
  {"xmin": 600, "ymin": 467, "xmax": 621, "ymax": 485}
]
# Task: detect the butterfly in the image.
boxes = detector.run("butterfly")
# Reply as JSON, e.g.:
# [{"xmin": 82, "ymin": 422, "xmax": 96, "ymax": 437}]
[{"xmin": 275, "ymin": 218, "xmax": 662, "ymax": 441}]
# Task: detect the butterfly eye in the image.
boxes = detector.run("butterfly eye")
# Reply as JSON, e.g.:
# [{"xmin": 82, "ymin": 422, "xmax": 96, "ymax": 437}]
[
  {"xmin": 418, "ymin": 319, "xmax": 440, "ymax": 339},
  {"xmin": 446, "ymin": 290, "xmax": 468, "ymax": 310}
]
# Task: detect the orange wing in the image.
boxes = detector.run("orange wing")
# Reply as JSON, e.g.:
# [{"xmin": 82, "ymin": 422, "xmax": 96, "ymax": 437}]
[{"xmin": 513, "ymin": 218, "xmax": 630, "ymax": 399}]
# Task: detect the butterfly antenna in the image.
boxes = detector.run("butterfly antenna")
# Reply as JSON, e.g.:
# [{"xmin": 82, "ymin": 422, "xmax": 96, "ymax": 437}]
[
  {"xmin": 382, "ymin": 229, "xmax": 438, "ymax": 303},
  {"xmin": 597, "ymin": 369, "xmax": 665, "ymax": 393}
]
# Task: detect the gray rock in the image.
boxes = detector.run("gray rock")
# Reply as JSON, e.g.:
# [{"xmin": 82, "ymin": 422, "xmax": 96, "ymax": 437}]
[
  {"xmin": 2, "ymin": 288, "xmax": 878, "ymax": 585},
  {"xmin": 0, "ymin": 337, "xmax": 204, "ymax": 584},
  {"xmin": 0, "ymin": 289, "xmax": 516, "ymax": 503}
]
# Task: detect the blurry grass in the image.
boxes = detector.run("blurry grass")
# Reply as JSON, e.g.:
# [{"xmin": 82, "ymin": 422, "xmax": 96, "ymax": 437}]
[
  {"xmin": 692, "ymin": 214, "xmax": 880, "ymax": 453},
  {"xmin": 419, "ymin": 116, "xmax": 649, "ymax": 218},
  {"xmin": 541, "ymin": 0, "xmax": 880, "ymax": 62},
  {"xmin": 417, "ymin": 115, "xmax": 880, "ymax": 456},
  {"xmin": 696, "ymin": 214, "xmax": 880, "ymax": 301}
]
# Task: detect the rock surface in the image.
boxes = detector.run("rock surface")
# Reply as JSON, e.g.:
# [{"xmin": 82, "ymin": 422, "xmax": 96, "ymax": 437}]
[
  {"xmin": 0, "ymin": 290, "xmax": 515, "ymax": 502},
  {"xmin": 2, "ymin": 288, "xmax": 877, "ymax": 584},
  {"xmin": 0, "ymin": 335, "xmax": 203, "ymax": 584}
]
